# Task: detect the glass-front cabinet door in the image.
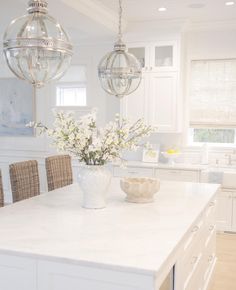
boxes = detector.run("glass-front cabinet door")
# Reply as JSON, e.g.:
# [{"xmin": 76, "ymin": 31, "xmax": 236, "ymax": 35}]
[
  {"xmin": 128, "ymin": 43, "xmax": 149, "ymax": 72},
  {"xmin": 150, "ymin": 41, "xmax": 179, "ymax": 71}
]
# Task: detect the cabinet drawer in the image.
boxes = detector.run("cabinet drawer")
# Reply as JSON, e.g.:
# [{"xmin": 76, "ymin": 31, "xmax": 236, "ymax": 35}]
[
  {"xmin": 205, "ymin": 200, "xmax": 217, "ymax": 227},
  {"xmin": 184, "ymin": 262, "xmax": 203, "ymax": 290},
  {"xmin": 181, "ymin": 242, "xmax": 203, "ymax": 290},
  {"xmin": 183, "ymin": 216, "xmax": 205, "ymax": 254},
  {"xmin": 113, "ymin": 167, "xmax": 154, "ymax": 178},
  {"xmin": 156, "ymin": 169, "xmax": 199, "ymax": 182},
  {"xmin": 202, "ymin": 231, "xmax": 216, "ymax": 285}
]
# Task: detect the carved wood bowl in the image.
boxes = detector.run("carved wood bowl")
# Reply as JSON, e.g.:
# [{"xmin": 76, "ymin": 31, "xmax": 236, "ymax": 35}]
[{"xmin": 120, "ymin": 177, "xmax": 160, "ymax": 203}]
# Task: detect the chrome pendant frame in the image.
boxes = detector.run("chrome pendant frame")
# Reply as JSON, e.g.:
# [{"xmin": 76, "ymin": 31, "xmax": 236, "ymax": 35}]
[
  {"xmin": 3, "ymin": 0, "xmax": 73, "ymax": 88},
  {"xmin": 98, "ymin": 0, "xmax": 142, "ymax": 99}
]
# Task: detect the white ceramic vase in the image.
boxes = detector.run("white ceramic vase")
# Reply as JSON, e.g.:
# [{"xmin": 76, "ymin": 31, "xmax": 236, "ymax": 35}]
[{"xmin": 78, "ymin": 165, "xmax": 112, "ymax": 209}]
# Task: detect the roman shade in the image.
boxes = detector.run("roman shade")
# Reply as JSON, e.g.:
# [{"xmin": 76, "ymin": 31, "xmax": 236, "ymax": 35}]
[{"xmin": 190, "ymin": 59, "xmax": 236, "ymax": 128}]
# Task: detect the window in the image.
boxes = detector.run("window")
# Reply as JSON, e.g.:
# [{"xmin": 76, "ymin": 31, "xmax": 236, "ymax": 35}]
[
  {"xmin": 56, "ymin": 65, "xmax": 87, "ymax": 107},
  {"xmin": 56, "ymin": 85, "xmax": 87, "ymax": 107},
  {"xmin": 189, "ymin": 59, "xmax": 236, "ymax": 145}
]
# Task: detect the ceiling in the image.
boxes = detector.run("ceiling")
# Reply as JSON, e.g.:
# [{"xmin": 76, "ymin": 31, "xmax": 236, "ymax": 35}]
[
  {"xmin": 0, "ymin": 0, "xmax": 235, "ymax": 47},
  {"xmin": 0, "ymin": 0, "xmax": 115, "ymax": 45},
  {"xmin": 96, "ymin": 0, "xmax": 236, "ymax": 23}
]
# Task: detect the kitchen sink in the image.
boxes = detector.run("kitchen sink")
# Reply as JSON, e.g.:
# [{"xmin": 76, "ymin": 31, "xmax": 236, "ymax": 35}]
[{"xmin": 206, "ymin": 166, "xmax": 236, "ymax": 188}]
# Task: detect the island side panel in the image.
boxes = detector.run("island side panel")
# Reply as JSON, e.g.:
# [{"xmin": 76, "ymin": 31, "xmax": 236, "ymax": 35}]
[
  {"xmin": 37, "ymin": 260, "xmax": 155, "ymax": 290},
  {"xmin": 0, "ymin": 254, "xmax": 37, "ymax": 290}
]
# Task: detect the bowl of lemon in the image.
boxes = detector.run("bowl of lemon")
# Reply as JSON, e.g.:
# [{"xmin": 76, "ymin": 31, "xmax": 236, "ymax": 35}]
[{"xmin": 161, "ymin": 149, "xmax": 181, "ymax": 165}]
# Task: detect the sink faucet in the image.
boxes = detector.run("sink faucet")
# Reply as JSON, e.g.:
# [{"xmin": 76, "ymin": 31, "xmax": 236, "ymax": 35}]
[
  {"xmin": 225, "ymin": 149, "xmax": 236, "ymax": 166},
  {"xmin": 225, "ymin": 153, "xmax": 232, "ymax": 166}
]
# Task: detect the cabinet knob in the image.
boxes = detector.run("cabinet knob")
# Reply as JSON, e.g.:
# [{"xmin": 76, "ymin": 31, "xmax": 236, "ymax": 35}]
[
  {"xmin": 150, "ymin": 67, "xmax": 153, "ymax": 71},
  {"xmin": 209, "ymin": 201, "xmax": 216, "ymax": 207},
  {"xmin": 191, "ymin": 256, "xmax": 198, "ymax": 265},
  {"xmin": 192, "ymin": 225, "xmax": 199, "ymax": 233},
  {"xmin": 209, "ymin": 225, "xmax": 215, "ymax": 232},
  {"xmin": 208, "ymin": 255, "xmax": 214, "ymax": 263}
]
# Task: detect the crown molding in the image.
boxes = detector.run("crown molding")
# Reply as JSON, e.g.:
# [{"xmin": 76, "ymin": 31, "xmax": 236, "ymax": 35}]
[
  {"xmin": 186, "ymin": 19, "xmax": 236, "ymax": 32},
  {"xmin": 60, "ymin": 0, "xmax": 127, "ymax": 33}
]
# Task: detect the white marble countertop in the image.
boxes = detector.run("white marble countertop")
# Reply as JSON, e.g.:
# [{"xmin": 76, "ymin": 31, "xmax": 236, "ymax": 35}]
[
  {"xmin": 119, "ymin": 161, "xmax": 209, "ymax": 171},
  {"xmin": 0, "ymin": 179, "xmax": 219, "ymax": 275}
]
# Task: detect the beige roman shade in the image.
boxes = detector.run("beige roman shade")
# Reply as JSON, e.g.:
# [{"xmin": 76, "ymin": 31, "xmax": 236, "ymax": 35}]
[{"xmin": 190, "ymin": 59, "xmax": 236, "ymax": 128}]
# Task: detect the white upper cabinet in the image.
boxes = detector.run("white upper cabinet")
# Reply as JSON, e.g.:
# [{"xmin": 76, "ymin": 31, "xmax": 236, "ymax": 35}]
[
  {"xmin": 149, "ymin": 72, "xmax": 178, "ymax": 132},
  {"xmin": 121, "ymin": 73, "xmax": 149, "ymax": 123},
  {"xmin": 123, "ymin": 40, "xmax": 181, "ymax": 133},
  {"xmin": 128, "ymin": 44, "xmax": 148, "ymax": 72},
  {"xmin": 150, "ymin": 41, "xmax": 179, "ymax": 72}
]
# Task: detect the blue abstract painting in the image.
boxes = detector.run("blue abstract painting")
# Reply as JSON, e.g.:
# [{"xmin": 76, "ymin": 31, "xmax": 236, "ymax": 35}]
[{"xmin": 0, "ymin": 78, "xmax": 34, "ymax": 136}]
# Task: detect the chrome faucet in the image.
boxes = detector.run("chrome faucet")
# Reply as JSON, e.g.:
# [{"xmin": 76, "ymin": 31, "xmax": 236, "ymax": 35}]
[{"xmin": 225, "ymin": 149, "xmax": 236, "ymax": 166}]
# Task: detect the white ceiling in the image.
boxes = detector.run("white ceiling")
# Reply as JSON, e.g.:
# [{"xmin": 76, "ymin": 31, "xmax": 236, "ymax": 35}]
[
  {"xmin": 0, "ymin": 0, "xmax": 115, "ymax": 45},
  {"xmin": 96, "ymin": 0, "xmax": 236, "ymax": 23}
]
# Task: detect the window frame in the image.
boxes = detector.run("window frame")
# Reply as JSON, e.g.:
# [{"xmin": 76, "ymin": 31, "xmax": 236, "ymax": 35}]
[
  {"xmin": 186, "ymin": 58, "xmax": 236, "ymax": 148},
  {"xmin": 56, "ymin": 81, "xmax": 87, "ymax": 108}
]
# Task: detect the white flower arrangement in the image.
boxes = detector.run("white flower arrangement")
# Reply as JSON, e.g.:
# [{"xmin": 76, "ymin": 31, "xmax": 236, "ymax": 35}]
[{"xmin": 28, "ymin": 110, "xmax": 155, "ymax": 166}]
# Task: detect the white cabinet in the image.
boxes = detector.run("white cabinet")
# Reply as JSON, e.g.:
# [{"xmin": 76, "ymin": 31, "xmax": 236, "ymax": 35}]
[
  {"xmin": 156, "ymin": 168, "xmax": 200, "ymax": 182},
  {"xmin": 128, "ymin": 41, "xmax": 179, "ymax": 72},
  {"xmin": 149, "ymin": 72, "xmax": 178, "ymax": 132},
  {"xmin": 216, "ymin": 191, "xmax": 233, "ymax": 232},
  {"xmin": 113, "ymin": 166, "xmax": 154, "ymax": 178},
  {"xmin": 0, "ymin": 255, "xmax": 37, "ymax": 290},
  {"xmin": 120, "ymin": 73, "xmax": 149, "ymax": 123},
  {"xmin": 150, "ymin": 41, "xmax": 179, "ymax": 72},
  {"xmin": 232, "ymin": 194, "xmax": 236, "ymax": 232},
  {"xmin": 122, "ymin": 40, "xmax": 182, "ymax": 133},
  {"xmin": 37, "ymin": 261, "xmax": 151, "ymax": 290},
  {"xmin": 176, "ymin": 199, "xmax": 217, "ymax": 290}
]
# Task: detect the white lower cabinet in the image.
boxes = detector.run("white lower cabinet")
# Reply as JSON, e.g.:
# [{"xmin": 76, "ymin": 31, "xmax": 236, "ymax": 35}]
[
  {"xmin": 0, "ymin": 255, "xmax": 37, "ymax": 290},
  {"xmin": 176, "ymin": 199, "xmax": 217, "ymax": 290},
  {"xmin": 113, "ymin": 166, "xmax": 154, "ymax": 178},
  {"xmin": 37, "ymin": 261, "xmax": 152, "ymax": 290},
  {"xmin": 156, "ymin": 168, "xmax": 200, "ymax": 182},
  {"xmin": 216, "ymin": 190, "xmax": 233, "ymax": 231},
  {"xmin": 232, "ymin": 194, "xmax": 236, "ymax": 231}
]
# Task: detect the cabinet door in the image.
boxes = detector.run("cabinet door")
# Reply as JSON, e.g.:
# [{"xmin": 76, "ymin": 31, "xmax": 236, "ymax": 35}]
[
  {"xmin": 0, "ymin": 254, "xmax": 37, "ymax": 290},
  {"xmin": 156, "ymin": 169, "xmax": 199, "ymax": 182},
  {"xmin": 149, "ymin": 72, "xmax": 178, "ymax": 132},
  {"xmin": 120, "ymin": 73, "xmax": 149, "ymax": 123},
  {"xmin": 150, "ymin": 41, "xmax": 179, "ymax": 72},
  {"xmin": 231, "ymin": 194, "xmax": 236, "ymax": 232},
  {"xmin": 216, "ymin": 191, "xmax": 233, "ymax": 232},
  {"xmin": 128, "ymin": 44, "xmax": 150, "ymax": 72}
]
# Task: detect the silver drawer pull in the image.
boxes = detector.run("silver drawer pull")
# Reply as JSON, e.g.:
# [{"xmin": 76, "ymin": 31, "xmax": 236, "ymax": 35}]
[
  {"xmin": 209, "ymin": 201, "xmax": 216, "ymax": 207},
  {"xmin": 208, "ymin": 255, "xmax": 214, "ymax": 263},
  {"xmin": 192, "ymin": 226, "xmax": 199, "ymax": 233},
  {"xmin": 209, "ymin": 225, "xmax": 215, "ymax": 232},
  {"xmin": 128, "ymin": 171, "xmax": 138, "ymax": 174},
  {"xmin": 191, "ymin": 256, "xmax": 198, "ymax": 265}
]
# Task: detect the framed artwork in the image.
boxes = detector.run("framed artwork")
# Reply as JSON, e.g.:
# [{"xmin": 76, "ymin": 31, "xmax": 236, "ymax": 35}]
[
  {"xmin": 142, "ymin": 146, "xmax": 160, "ymax": 163},
  {"xmin": 0, "ymin": 78, "xmax": 35, "ymax": 136}
]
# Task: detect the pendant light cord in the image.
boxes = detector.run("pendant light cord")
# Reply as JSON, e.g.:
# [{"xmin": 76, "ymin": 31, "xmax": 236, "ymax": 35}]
[{"xmin": 118, "ymin": 0, "xmax": 123, "ymax": 41}]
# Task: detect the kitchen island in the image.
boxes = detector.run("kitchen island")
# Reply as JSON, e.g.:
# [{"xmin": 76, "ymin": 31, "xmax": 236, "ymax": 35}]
[{"xmin": 0, "ymin": 179, "xmax": 219, "ymax": 290}]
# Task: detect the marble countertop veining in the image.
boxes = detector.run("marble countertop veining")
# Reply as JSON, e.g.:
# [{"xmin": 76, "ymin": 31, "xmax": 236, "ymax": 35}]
[{"xmin": 0, "ymin": 179, "xmax": 219, "ymax": 275}]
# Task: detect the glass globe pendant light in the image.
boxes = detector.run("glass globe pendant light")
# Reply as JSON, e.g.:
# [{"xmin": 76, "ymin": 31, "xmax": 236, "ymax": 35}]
[
  {"xmin": 98, "ymin": 0, "xmax": 142, "ymax": 98},
  {"xmin": 3, "ymin": 0, "xmax": 73, "ymax": 88}
]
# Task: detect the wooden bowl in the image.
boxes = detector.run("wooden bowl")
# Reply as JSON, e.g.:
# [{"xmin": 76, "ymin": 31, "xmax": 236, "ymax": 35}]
[{"xmin": 120, "ymin": 177, "xmax": 160, "ymax": 203}]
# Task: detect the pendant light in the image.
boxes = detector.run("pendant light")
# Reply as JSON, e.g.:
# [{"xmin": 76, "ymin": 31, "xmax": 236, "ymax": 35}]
[
  {"xmin": 98, "ymin": 0, "xmax": 142, "ymax": 99},
  {"xmin": 3, "ymin": 0, "xmax": 73, "ymax": 88}
]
